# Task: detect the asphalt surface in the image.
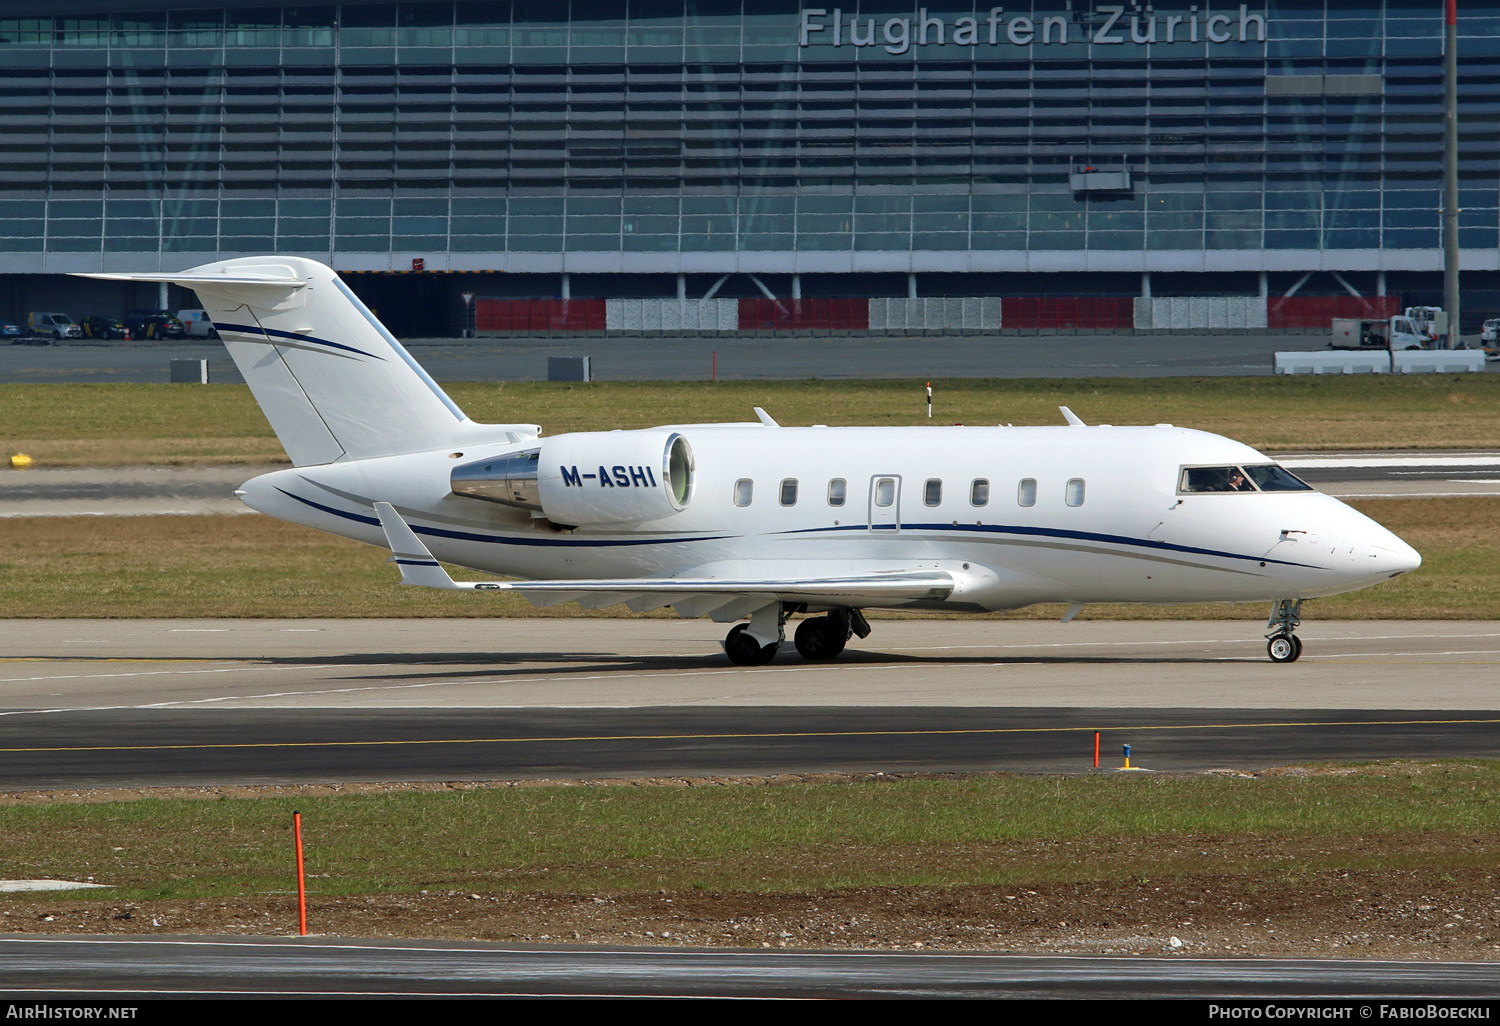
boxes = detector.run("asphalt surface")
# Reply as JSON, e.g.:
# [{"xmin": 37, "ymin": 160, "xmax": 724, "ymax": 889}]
[
  {"xmin": 1, "ymin": 333, "xmax": 1439, "ymax": 383},
  {"xmin": 3, "ymin": 936, "xmax": 1499, "ymax": 998},
  {"xmin": 3, "ymin": 619, "xmax": 1498, "ymax": 789},
  {"xmin": 1, "ymin": 705, "xmax": 1497, "ymax": 791}
]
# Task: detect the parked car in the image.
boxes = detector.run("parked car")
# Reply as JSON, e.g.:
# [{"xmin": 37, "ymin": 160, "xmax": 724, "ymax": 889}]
[
  {"xmin": 80, "ymin": 315, "xmax": 131, "ymax": 340},
  {"xmin": 123, "ymin": 309, "xmax": 186, "ymax": 340},
  {"xmin": 27, "ymin": 311, "xmax": 82, "ymax": 339},
  {"xmin": 0, "ymin": 322, "xmax": 21, "ymax": 339},
  {"xmin": 1482, "ymin": 318, "xmax": 1500, "ymax": 345},
  {"xmin": 176, "ymin": 309, "xmax": 218, "ymax": 339}
]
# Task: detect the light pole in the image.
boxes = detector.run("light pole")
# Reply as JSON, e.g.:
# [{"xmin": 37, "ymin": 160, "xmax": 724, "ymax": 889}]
[{"xmin": 1442, "ymin": 0, "xmax": 1460, "ymax": 348}]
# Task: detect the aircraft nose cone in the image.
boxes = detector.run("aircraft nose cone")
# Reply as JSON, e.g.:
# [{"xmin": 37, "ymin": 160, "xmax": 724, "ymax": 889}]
[{"xmin": 1371, "ymin": 536, "xmax": 1422, "ymax": 578}]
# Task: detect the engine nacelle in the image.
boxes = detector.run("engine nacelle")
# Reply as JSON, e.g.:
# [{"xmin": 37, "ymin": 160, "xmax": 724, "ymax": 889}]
[{"xmin": 452, "ymin": 429, "xmax": 694, "ymax": 527}]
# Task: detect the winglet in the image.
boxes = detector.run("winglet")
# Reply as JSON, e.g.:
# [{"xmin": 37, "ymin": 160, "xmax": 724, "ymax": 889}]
[
  {"xmin": 753, "ymin": 407, "xmax": 780, "ymax": 428},
  {"xmin": 1059, "ymin": 406, "xmax": 1086, "ymax": 427},
  {"xmin": 372, "ymin": 501, "xmax": 469, "ymax": 590}
]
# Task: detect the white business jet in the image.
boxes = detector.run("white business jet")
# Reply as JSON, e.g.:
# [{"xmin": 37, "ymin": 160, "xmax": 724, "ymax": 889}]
[{"xmin": 79, "ymin": 257, "xmax": 1421, "ymax": 665}]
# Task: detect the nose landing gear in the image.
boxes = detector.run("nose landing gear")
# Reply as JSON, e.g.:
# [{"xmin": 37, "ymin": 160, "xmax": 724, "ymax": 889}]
[{"xmin": 1265, "ymin": 598, "xmax": 1304, "ymax": 664}]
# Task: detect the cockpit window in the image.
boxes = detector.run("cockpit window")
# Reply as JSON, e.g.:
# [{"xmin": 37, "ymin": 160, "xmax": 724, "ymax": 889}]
[
  {"xmin": 1243, "ymin": 464, "xmax": 1312, "ymax": 492},
  {"xmin": 1179, "ymin": 464, "xmax": 1312, "ymax": 494},
  {"xmin": 1180, "ymin": 467, "xmax": 1255, "ymax": 493}
]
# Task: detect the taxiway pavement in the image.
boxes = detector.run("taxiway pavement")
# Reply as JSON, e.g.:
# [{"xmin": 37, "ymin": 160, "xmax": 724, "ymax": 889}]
[
  {"xmin": 2, "ymin": 619, "xmax": 1497, "ymax": 788},
  {"xmin": 2, "ymin": 935, "xmax": 1498, "ymax": 998}
]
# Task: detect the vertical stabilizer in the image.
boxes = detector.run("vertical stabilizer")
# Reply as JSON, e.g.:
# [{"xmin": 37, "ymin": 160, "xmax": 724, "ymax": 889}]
[{"xmin": 73, "ymin": 257, "xmax": 513, "ymax": 466}]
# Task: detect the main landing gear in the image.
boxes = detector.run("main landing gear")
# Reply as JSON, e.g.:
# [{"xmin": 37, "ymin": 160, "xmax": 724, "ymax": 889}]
[
  {"xmin": 1265, "ymin": 598, "xmax": 1304, "ymax": 664},
  {"xmin": 723, "ymin": 606, "xmax": 871, "ymax": 666}
]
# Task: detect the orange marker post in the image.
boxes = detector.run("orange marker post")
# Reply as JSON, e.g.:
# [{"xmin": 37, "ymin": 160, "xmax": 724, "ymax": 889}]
[
  {"xmin": 1094, "ymin": 732, "xmax": 1100, "ymax": 769},
  {"xmin": 293, "ymin": 811, "xmax": 308, "ymax": 937}
]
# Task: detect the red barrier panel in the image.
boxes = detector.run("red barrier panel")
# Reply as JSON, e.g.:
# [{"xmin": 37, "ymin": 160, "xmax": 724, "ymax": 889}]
[
  {"xmin": 1267, "ymin": 295, "xmax": 1401, "ymax": 330},
  {"xmin": 475, "ymin": 298, "xmax": 606, "ymax": 333},
  {"xmin": 1001, "ymin": 297, "xmax": 1134, "ymax": 330},
  {"xmin": 736, "ymin": 298, "xmax": 871, "ymax": 331}
]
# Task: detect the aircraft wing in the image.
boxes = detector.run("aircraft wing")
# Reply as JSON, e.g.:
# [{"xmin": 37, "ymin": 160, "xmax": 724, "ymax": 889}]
[{"xmin": 372, "ymin": 502, "xmax": 954, "ymax": 616}]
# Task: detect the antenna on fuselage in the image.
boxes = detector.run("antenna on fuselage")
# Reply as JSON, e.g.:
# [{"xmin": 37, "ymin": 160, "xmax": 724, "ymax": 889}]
[{"xmin": 1059, "ymin": 406, "xmax": 1086, "ymax": 427}]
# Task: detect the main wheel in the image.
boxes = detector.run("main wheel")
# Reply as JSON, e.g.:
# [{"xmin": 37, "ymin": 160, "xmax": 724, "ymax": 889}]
[
  {"xmin": 724, "ymin": 623, "xmax": 778, "ymax": 666},
  {"xmin": 794, "ymin": 616, "xmax": 847, "ymax": 661},
  {"xmin": 1267, "ymin": 633, "xmax": 1301, "ymax": 663}
]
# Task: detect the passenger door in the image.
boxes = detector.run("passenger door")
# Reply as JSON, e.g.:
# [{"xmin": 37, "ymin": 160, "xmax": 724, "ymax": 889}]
[{"xmin": 868, "ymin": 475, "xmax": 901, "ymax": 532}]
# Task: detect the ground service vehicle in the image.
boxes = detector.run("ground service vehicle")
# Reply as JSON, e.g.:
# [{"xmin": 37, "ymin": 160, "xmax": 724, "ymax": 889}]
[
  {"xmin": 27, "ymin": 312, "xmax": 81, "ymax": 339},
  {"xmin": 1481, "ymin": 318, "xmax": 1499, "ymax": 345},
  {"xmin": 176, "ymin": 309, "xmax": 218, "ymax": 338},
  {"xmin": 81, "ymin": 316, "xmax": 130, "ymax": 340},
  {"xmin": 1403, "ymin": 306, "xmax": 1446, "ymax": 342},
  {"xmin": 1331, "ymin": 316, "xmax": 1428, "ymax": 349}
]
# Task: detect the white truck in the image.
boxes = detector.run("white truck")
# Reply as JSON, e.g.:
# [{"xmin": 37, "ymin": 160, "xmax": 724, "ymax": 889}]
[
  {"xmin": 1403, "ymin": 306, "xmax": 1447, "ymax": 341},
  {"xmin": 1331, "ymin": 315, "xmax": 1429, "ymax": 349},
  {"xmin": 176, "ymin": 309, "xmax": 218, "ymax": 339}
]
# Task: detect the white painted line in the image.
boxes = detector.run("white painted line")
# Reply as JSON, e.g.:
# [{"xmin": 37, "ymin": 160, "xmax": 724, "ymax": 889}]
[
  {"xmin": 1281, "ymin": 456, "xmax": 1500, "ymax": 469},
  {"xmin": 0, "ymin": 880, "xmax": 112, "ymax": 892},
  {"xmin": 0, "ymin": 663, "xmax": 370, "ymax": 686},
  {"xmin": 1327, "ymin": 491, "xmax": 1500, "ymax": 499}
]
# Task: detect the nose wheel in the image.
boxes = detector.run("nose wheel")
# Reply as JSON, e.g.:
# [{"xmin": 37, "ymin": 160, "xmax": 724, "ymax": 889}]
[
  {"xmin": 1265, "ymin": 598, "xmax": 1304, "ymax": 664},
  {"xmin": 1266, "ymin": 632, "xmax": 1302, "ymax": 663}
]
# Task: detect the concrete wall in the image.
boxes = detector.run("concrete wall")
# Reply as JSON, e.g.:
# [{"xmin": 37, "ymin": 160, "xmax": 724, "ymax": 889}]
[
  {"xmin": 604, "ymin": 298, "xmax": 739, "ymax": 333},
  {"xmin": 1133, "ymin": 297, "xmax": 1268, "ymax": 331}
]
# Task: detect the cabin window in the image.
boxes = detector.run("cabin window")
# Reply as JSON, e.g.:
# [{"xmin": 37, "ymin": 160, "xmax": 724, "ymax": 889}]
[
  {"xmin": 827, "ymin": 478, "xmax": 846, "ymax": 506},
  {"xmin": 970, "ymin": 478, "xmax": 990, "ymax": 506},
  {"xmin": 923, "ymin": 478, "xmax": 942, "ymax": 506},
  {"xmin": 874, "ymin": 478, "xmax": 895, "ymax": 507},
  {"xmin": 1066, "ymin": 478, "xmax": 1085, "ymax": 507},
  {"xmin": 779, "ymin": 478, "xmax": 798, "ymax": 506},
  {"xmin": 1018, "ymin": 478, "xmax": 1037, "ymax": 507},
  {"xmin": 734, "ymin": 478, "xmax": 753, "ymax": 506}
]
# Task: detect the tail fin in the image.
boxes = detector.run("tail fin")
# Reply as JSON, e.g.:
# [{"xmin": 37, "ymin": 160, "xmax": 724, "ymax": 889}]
[{"xmin": 75, "ymin": 257, "xmax": 532, "ymax": 465}]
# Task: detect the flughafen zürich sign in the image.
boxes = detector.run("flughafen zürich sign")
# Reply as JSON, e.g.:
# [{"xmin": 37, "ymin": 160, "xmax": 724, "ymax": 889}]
[{"xmin": 798, "ymin": 5, "xmax": 1268, "ymax": 54}]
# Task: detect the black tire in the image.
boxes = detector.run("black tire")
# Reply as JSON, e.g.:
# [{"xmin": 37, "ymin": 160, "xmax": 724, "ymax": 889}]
[
  {"xmin": 1267, "ymin": 634, "xmax": 1300, "ymax": 663},
  {"xmin": 794, "ymin": 616, "xmax": 847, "ymax": 661},
  {"xmin": 724, "ymin": 623, "xmax": 778, "ymax": 666}
]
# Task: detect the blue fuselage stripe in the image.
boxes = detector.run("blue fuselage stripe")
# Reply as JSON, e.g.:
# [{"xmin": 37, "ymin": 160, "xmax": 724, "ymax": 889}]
[
  {"xmin": 277, "ymin": 489, "xmax": 726, "ymax": 548},
  {"xmin": 279, "ymin": 489, "xmax": 1315, "ymax": 568}
]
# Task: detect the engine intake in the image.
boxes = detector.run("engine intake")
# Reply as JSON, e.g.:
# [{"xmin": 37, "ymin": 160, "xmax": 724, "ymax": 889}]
[{"xmin": 452, "ymin": 430, "xmax": 694, "ymax": 526}]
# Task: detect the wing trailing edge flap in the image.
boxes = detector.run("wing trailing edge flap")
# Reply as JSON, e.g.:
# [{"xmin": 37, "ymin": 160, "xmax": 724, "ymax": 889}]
[{"xmin": 371, "ymin": 503, "xmax": 956, "ymax": 613}]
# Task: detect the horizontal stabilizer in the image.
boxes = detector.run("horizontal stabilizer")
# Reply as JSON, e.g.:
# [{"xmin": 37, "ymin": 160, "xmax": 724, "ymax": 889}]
[{"xmin": 74, "ymin": 269, "xmax": 306, "ymax": 288}]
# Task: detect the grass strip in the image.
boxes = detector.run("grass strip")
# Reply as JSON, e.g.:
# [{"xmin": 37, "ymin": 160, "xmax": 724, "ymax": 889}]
[
  {"xmin": 1, "ymin": 763, "xmax": 1496, "ymax": 901},
  {"xmin": 0, "ymin": 497, "xmax": 1492, "ymax": 618},
  {"xmin": 3, "ymin": 376, "xmax": 1499, "ymax": 466}
]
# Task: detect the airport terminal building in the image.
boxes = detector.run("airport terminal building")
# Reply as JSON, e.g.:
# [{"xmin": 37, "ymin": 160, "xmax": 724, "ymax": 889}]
[{"xmin": 3, "ymin": 0, "xmax": 1498, "ymax": 335}]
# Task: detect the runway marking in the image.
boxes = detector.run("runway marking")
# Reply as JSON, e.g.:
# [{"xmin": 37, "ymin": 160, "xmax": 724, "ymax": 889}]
[
  {"xmin": 3, "ymin": 716, "xmax": 1497, "ymax": 755},
  {"xmin": 0, "ymin": 663, "xmax": 372, "ymax": 685}
]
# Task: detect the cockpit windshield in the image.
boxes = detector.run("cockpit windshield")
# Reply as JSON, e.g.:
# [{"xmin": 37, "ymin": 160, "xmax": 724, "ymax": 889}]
[
  {"xmin": 1179, "ymin": 464, "xmax": 1311, "ymax": 494},
  {"xmin": 1243, "ymin": 465, "xmax": 1312, "ymax": 491}
]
